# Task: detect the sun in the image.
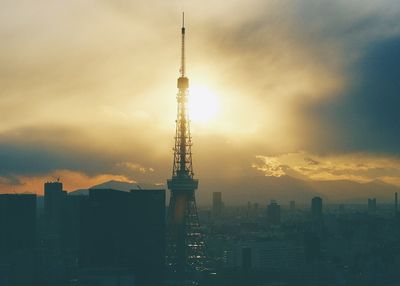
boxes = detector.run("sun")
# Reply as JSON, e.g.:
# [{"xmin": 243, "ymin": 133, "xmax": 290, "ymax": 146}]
[{"xmin": 188, "ymin": 85, "xmax": 219, "ymax": 123}]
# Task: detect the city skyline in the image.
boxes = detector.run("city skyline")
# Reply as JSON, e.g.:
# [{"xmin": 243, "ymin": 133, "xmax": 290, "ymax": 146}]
[{"xmin": 1, "ymin": 1, "xmax": 400, "ymax": 202}]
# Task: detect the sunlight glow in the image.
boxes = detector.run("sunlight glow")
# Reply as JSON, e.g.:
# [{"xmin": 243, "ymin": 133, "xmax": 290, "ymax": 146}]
[{"xmin": 188, "ymin": 85, "xmax": 219, "ymax": 123}]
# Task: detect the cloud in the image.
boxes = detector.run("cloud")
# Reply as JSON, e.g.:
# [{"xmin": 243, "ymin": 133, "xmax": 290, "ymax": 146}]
[
  {"xmin": 254, "ymin": 152, "xmax": 400, "ymax": 186},
  {"xmin": 195, "ymin": 0, "xmax": 400, "ymax": 154},
  {"xmin": 116, "ymin": 162, "xmax": 154, "ymax": 174},
  {"xmin": 252, "ymin": 156, "xmax": 286, "ymax": 178},
  {"xmin": 0, "ymin": 175, "xmax": 23, "ymax": 186},
  {"xmin": 0, "ymin": 125, "xmax": 164, "ymax": 181},
  {"xmin": 304, "ymin": 157, "xmax": 320, "ymax": 166},
  {"xmin": 301, "ymin": 36, "xmax": 400, "ymax": 154}
]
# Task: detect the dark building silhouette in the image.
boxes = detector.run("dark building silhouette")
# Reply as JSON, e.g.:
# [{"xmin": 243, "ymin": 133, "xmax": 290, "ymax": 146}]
[
  {"xmin": 253, "ymin": 202, "xmax": 259, "ymax": 217},
  {"xmin": 395, "ymin": 192, "xmax": 398, "ymax": 214},
  {"xmin": 0, "ymin": 194, "xmax": 36, "ymax": 255},
  {"xmin": 311, "ymin": 197, "xmax": 323, "ymax": 220},
  {"xmin": 44, "ymin": 181, "xmax": 66, "ymax": 232},
  {"xmin": 62, "ymin": 194, "xmax": 88, "ymax": 250},
  {"xmin": 267, "ymin": 200, "xmax": 281, "ymax": 225},
  {"xmin": 242, "ymin": 247, "xmax": 252, "ymax": 272},
  {"xmin": 304, "ymin": 231, "xmax": 320, "ymax": 262},
  {"xmin": 0, "ymin": 194, "xmax": 37, "ymax": 285},
  {"xmin": 79, "ymin": 188, "xmax": 165, "ymax": 286},
  {"xmin": 213, "ymin": 192, "xmax": 223, "ymax": 217},
  {"xmin": 368, "ymin": 198, "xmax": 377, "ymax": 213},
  {"xmin": 290, "ymin": 200, "xmax": 296, "ymax": 212}
]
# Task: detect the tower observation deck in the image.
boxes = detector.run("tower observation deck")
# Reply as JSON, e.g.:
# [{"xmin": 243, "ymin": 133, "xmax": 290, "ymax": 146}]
[{"xmin": 166, "ymin": 13, "xmax": 205, "ymax": 277}]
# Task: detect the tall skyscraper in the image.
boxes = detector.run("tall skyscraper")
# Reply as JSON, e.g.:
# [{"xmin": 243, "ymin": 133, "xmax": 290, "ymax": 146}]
[
  {"xmin": 290, "ymin": 200, "xmax": 296, "ymax": 212},
  {"xmin": 241, "ymin": 247, "xmax": 252, "ymax": 273},
  {"xmin": 311, "ymin": 197, "xmax": 323, "ymax": 220},
  {"xmin": 79, "ymin": 188, "xmax": 165, "ymax": 286},
  {"xmin": 62, "ymin": 194, "xmax": 88, "ymax": 250},
  {"xmin": 0, "ymin": 194, "xmax": 37, "ymax": 284},
  {"xmin": 395, "ymin": 192, "xmax": 398, "ymax": 214},
  {"xmin": 166, "ymin": 14, "xmax": 205, "ymax": 275},
  {"xmin": 253, "ymin": 202, "xmax": 259, "ymax": 217},
  {"xmin": 212, "ymin": 192, "xmax": 223, "ymax": 217},
  {"xmin": 44, "ymin": 180, "xmax": 67, "ymax": 232},
  {"xmin": 368, "ymin": 198, "xmax": 377, "ymax": 213},
  {"xmin": 304, "ymin": 231, "xmax": 321, "ymax": 262},
  {"xmin": 267, "ymin": 200, "xmax": 281, "ymax": 225},
  {"xmin": 0, "ymin": 194, "xmax": 36, "ymax": 255}
]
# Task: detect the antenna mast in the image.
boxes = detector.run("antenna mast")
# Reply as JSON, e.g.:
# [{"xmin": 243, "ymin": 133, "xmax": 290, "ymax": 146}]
[
  {"xmin": 174, "ymin": 11, "xmax": 192, "ymax": 177},
  {"xmin": 180, "ymin": 12, "xmax": 186, "ymax": 77}
]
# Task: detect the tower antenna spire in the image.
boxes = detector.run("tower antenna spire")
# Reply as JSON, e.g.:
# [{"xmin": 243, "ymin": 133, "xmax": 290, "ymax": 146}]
[{"xmin": 180, "ymin": 12, "xmax": 186, "ymax": 77}]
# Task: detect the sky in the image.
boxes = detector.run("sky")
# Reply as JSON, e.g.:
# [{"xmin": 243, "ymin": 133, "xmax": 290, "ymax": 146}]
[{"xmin": 1, "ymin": 0, "xmax": 400, "ymax": 200}]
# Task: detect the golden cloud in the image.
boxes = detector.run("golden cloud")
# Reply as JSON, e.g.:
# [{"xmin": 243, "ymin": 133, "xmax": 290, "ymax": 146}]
[{"xmin": 253, "ymin": 152, "xmax": 400, "ymax": 186}]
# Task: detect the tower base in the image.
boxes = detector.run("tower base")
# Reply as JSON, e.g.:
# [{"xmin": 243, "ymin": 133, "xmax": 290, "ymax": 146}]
[{"xmin": 166, "ymin": 177, "xmax": 205, "ymax": 276}]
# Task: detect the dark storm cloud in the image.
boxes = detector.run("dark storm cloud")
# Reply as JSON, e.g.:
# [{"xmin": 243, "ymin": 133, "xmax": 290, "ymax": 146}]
[
  {"xmin": 0, "ymin": 126, "xmax": 165, "ymax": 180},
  {"xmin": 0, "ymin": 128, "xmax": 110, "ymax": 176},
  {"xmin": 303, "ymin": 36, "xmax": 400, "ymax": 154}
]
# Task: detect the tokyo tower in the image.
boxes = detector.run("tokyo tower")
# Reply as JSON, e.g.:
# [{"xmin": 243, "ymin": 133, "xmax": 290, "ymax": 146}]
[{"xmin": 166, "ymin": 13, "xmax": 205, "ymax": 276}]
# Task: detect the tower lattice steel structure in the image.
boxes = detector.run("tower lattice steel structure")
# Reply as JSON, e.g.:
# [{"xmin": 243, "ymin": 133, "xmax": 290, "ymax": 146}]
[{"xmin": 166, "ymin": 13, "xmax": 205, "ymax": 275}]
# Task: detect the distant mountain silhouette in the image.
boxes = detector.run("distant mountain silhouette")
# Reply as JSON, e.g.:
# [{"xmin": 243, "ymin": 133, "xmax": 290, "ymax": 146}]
[
  {"xmin": 69, "ymin": 180, "xmax": 164, "ymax": 196},
  {"xmin": 68, "ymin": 189, "xmax": 89, "ymax": 196},
  {"xmin": 197, "ymin": 175, "xmax": 399, "ymax": 205}
]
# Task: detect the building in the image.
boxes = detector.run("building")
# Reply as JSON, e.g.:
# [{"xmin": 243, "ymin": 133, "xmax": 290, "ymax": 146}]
[
  {"xmin": 304, "ymin": 231, "xmax": 320, "ymax": 262},
  {"xmin": 44, "ymin": 180, "xmax": 67, "ymax": 232},
  {"xmin": 0, "ymin": 194, "xmax": 37, "ymax": 285},
  {"xmin": 226, "ymin": 241, "xmax": 303, "ymax": 270},
  {"xmin": 62, "ymin": 194, "xmax": 88, "ymax": 250},
  {"xmin": 242, "ymin": 247, "xmax": 252, "ymax": 272},
  {"xmin": 267, "ymin": 200, "xmax": 281, "ymax": 225},
  {"xmin": 290, "ymin": 200, "xmax": 296, "ymax": 212},
  {"xmin": 212, "ymin": 192, "xmax": 223, "ymax": 217},
  {"xmin": 0, "ymin": 194, "xmax": 36, "ymax": 255},
  {"xmin": 77, "ymin": 269, "xmax": 135, "ymax": 286},
  {"xmin": 252, "ymin": 202, "xmax": 260, "ymax": 217},
  {"xmin": 368, "ymin": 198, "xmax": 377, "ymax": 213},
  {"xmin": 79, "ymin": 188, "xmax": 165, "ymax": 286},
  {"xmin": 311, "ymin": 197, "xmax": 323, "ymax": 220}
]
